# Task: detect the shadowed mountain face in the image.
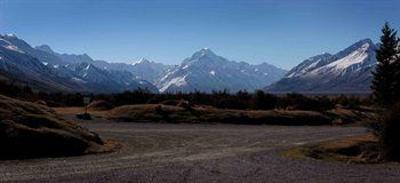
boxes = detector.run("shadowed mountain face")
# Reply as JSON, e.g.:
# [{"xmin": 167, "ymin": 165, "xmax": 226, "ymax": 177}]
[
  {"xmin": 157, "ymin": 48, "xmax": 287, "ymax": 93},
  {"xmin": 0, "ymin": 34, "xmax": 158, "ymax": 93},
  {"xmin": 0, "ymin": 35, "xmax": 85, "ymax": 92},
  {"xmin": 266, "ymin": 39, "xmax": 377, "ymax": 94}
]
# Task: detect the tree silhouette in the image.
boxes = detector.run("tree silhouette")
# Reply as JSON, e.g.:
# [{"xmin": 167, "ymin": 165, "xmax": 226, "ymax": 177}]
[{"xmin": 371, "ymin": 22, "xmax": 400, "ymax": 106}]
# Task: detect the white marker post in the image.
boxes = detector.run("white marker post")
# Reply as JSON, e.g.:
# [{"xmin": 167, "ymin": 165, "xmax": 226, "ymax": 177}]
[{"xmin": 83, "ymin": 97, "xmax": 91, "ymax": 114}]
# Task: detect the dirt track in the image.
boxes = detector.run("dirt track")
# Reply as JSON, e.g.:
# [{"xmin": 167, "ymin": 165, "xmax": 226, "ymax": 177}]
[{"xmin": 1, "ymin": 117, "xmax": 400, "ymax": 183}]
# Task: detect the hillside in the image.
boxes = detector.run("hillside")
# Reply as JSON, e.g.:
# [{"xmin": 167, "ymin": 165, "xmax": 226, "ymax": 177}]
[{"xmin": 0, "ymin": 94, "xmax": 115, "ymax": 159}]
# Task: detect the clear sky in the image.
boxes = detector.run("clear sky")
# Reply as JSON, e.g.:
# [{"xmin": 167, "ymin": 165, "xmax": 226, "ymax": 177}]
[{"xmin": 0, "ymin": 0, "xmax": 399, "ymax": 69}]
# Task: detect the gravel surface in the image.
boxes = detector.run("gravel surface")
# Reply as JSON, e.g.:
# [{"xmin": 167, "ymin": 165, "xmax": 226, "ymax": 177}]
[{"xmin": 1, "ymin": 117, "xmax": 399, "ymax": 183}]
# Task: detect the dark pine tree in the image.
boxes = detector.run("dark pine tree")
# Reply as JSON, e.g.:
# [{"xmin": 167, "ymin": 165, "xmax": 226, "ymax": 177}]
[
  {"xmin": 394, "ymin": 41, "xmax": 400, "ymax": 100},
  {"xmin": 371, "ymin": 22, "xmax": 399, "ymax": 106}
]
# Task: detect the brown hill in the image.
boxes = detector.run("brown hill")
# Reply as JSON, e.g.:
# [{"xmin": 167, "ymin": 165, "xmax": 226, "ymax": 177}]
[{"xmin": 0, "ymin": 94, "xmax": 113, "ymax": 159}]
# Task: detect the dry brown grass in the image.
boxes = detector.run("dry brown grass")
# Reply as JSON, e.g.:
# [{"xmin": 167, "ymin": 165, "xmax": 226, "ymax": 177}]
[
  {"xmin": 283, "ymin": 134, "xmax": 382, "ymax": 164},
  {"xmin": 53, "ymin": 107, "xmax": 85, "ymax": 115},
  {"xmin": 0, "ymin": 95, "xmax": 117, "ymax": 159},
  {"xmin": 53, "ymin": 107, "xmax": 110, "ymax": 118},
  {"xmin": 326, "ymin": 106, "xmax": 376, "ymax": 125},
  {"xmin": 55, "ymin": 104, "xmax": 374, "ymax": 126}
]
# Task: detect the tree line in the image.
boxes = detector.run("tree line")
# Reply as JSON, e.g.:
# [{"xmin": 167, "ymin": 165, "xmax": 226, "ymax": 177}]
[{"xmin": 0, "ymin": 79, "xmax": 371, "ymax": 111}]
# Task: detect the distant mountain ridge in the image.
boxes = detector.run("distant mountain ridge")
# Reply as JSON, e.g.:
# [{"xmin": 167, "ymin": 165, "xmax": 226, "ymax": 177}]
[
  {"xmin": 36, "ymin": 45, "xmax": 174, "ymax": 84},
  {"xmin": 1, "ymin": 33, "xmax": 286, "ymax": 93},
  {"xmin": 266, "ymin": 39, "xmax": 377, "ymax": 93},
  {"xmin": 0, "ymin": 34, "xmax": 157, "ymax": 93}
]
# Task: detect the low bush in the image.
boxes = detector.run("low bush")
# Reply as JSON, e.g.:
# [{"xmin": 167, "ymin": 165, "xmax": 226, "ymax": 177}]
[{"xmin": 108, "ymin": 104, "xmax": 332, "ymax": 125}]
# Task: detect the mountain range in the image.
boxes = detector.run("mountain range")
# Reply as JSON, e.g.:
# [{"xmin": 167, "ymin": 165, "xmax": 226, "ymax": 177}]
[
  {"xmin": 0, "ymin": 34, "xmax": 287, "ymax": 93},
  {"xmin": 36, "ymin": 44, "xmax": 176, "ymax": 84},
  {"xmin": 0, "ymin": 34, "xmax": 157, "ymax": 93},
  {"xmin": 0, "ymin": 33, "xmax": 378, "ymax": 94}
]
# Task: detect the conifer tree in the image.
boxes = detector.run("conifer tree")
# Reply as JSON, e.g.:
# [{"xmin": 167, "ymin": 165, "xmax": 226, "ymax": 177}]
[
  {"xmin": 394, "ymin": 41, "xmax": 400, "ymax": 100},
  {"xmin": 371, "ymin": 22, "xmax": 399, "ymax": 106}
]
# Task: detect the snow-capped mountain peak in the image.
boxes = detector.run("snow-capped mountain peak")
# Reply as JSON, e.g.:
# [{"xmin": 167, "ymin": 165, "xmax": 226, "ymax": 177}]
[
  {"xmin": 285, "ymin": 39, "xmax": 375, "ymax": 79},
  {"xmin": 324, "ymin": 41, "xmax": 372, "ymax": 70},
  {"xmin": 158, "ymin": 49, "xmax": 287, "ymax": 93},
  {"xmin": 133, "ymin": 58, "xmax": 152, "ymax": 65},
  {"xmin": 333, "ymin": 39, "xmax": 374, "ymax": 59},
  {"xmin": 190, "ymin": 48, "xmax": 218, "ymax": 59},
  {"xmin": 266, "ymin": 39, "xmax": 377, "ymax": 93}
]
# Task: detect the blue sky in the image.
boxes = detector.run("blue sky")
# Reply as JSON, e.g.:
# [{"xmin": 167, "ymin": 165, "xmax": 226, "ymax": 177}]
[{"xmin": 0, "ymin": 0, "xmax": 399, "ymax": 69}]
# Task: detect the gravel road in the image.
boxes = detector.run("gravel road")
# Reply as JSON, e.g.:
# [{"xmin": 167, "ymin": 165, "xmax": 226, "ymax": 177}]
[{"xmin": 1, "ymin": 118, "xmax": 399, "ymax": 183}]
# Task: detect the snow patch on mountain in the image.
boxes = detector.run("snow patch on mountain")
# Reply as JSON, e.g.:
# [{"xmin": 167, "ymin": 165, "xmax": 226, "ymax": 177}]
[
  {"xmin": 5, "ymin": 33, "xmax": 16, "ymax": 37},
  {"xmin": 4, "ymin": 45, "xmax": 25, "ymax": 53},
  {"xmin": 324, "ymin": 43, "xmax": 369, "ymax": 69},
  {"xmin": 210, "ymin": 70, "xmax": 216, "ymax": 75},
  {"xmin": 182, "ymin": 64, "xmax": 190, "ymax": 70},
  {"xmin": 286, "ymin": 53, "xmax": 333, "ymax": 78},
  {"xmin": 160, "ymin": 75, "xmax": 188, "ymax": 92}
]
